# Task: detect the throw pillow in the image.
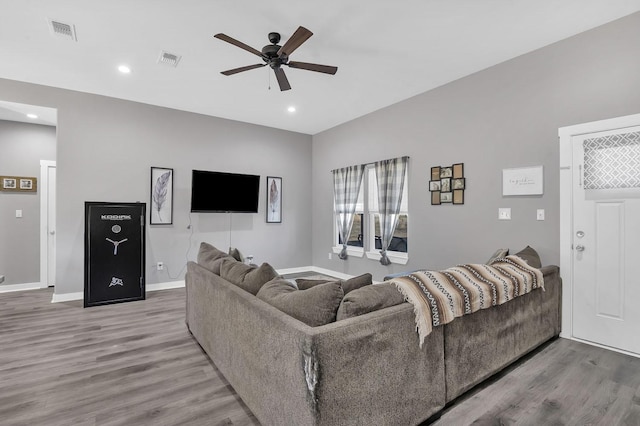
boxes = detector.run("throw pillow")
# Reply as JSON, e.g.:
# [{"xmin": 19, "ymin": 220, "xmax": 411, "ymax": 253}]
[
  {"xmin": 296, "ymin": 273, "xmax": 373, "ymax": 295},
  {"xmin": 220, "ymin": 259, "xmax": 279, "ymax": 295},
  {"xmin": 342, "ymin": 273, "xmax": 373, "ymax": 294},
  {"xmin": 513, "ymin": 246, "xmax": 542, "ymax": 268},
  {"xmin": 486, "ymin": 248, "xmax": 509, "ymax": 264},
  {"xmin": 257, "ymin": 279, "xmax": 344, "ymax": 327},
  {"xmin": 229, "ymin": 247, "xmax": 244, "ymax": 263},
  {"xmin": 197, "ymin": 242, "xmax": 233, "ymax": 275},
  {"xmin": 295, "ymin": 278, "xmax": 333, "ymax": 291},
  {"xmin": 336, "ymin": 283, "xmax": 406, "ymax": 321}
]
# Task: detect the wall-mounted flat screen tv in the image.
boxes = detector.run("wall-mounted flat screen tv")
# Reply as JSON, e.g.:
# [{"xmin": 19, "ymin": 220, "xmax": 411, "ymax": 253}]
[{"xmin": 191, "ymin": 170, "xmax": 260, "ymax": 213}]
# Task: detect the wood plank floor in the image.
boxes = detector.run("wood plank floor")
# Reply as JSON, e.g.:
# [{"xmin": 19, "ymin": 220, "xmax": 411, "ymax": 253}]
[
  {"xmin": 0, "ymin": 288, "xmax": 259, "ymax": 426},
  {"xmin": 2, "ymin": 288, "xmax": 640, "ymax": 425}
]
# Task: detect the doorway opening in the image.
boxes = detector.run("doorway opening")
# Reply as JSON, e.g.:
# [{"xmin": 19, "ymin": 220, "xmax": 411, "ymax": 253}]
[{"xmin": 0, "ymin": 100, "xmax": 57, "ymax": 293}]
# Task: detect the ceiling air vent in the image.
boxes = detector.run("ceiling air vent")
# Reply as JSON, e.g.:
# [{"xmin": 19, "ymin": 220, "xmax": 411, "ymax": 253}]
[
  {"xmin": 48, "ymin": 19, "xmax": 77, "ymax": 41},
  {"xmin": 157, "ymin": 51, "xmax": 182, "ymax": 67}
]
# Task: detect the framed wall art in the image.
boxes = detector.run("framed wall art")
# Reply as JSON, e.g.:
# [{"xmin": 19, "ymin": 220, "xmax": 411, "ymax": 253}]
[
  {"xmin": 150, "ymin": 167, "xmax": 173, "ymax": 225},
  {"xmin": 1, "ymin": 175, "xmax": 37, "ymax": 192},
  {"xmin": 502, "ymin": 166, "xmax": 543, "ymax": 196},
  {"xmin": 429, "ymin": 163, "xmax": 465, "ymax": 205},
  {"xmin": 267, "ymin": 176, "xmax": 282, "ymax": 223},
  {"xmin": 2, "ymin": 177, "xmax": 17, "ymax": 190}
]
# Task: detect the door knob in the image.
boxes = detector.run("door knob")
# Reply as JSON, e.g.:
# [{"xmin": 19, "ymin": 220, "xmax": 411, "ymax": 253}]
[
  {"xmin": 49, "ymin": 230, "xmax": 55, "ymax": 235},
  {"xmin": 575, "ymin": 245, "xmax": 585, "ymax": 252}
]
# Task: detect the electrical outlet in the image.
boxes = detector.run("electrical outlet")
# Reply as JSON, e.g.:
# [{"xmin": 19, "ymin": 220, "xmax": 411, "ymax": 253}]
[
  {"xmin": 16, "ymin": 210, "xmax": 23, "ymax": 218},
  {"xmin": 156, "ymin": 262, "xmax": 164, "ymax": 271},
  {"xmin": 498, "ymin": 208, "xmax": 511, "ymax": 220},
  {"xmin": 328, "ymin": 253, "xmax": 332, "ymax": 260}
]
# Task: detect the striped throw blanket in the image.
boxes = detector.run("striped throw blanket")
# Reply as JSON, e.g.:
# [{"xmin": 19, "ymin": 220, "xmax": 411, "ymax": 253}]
[{"xmin": 390, "ymin": 255, "xmax": 544, "ymax": 347}]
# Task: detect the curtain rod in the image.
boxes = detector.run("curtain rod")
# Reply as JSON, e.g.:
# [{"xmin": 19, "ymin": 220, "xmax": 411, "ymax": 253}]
[{"xmin": 330, "ymin": 155, "xmax": 409, "ymax": 173}]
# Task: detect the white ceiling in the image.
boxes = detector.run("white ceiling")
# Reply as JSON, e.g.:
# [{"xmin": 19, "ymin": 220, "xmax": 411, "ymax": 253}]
[
  {"xmin": 1, "ymin": 1, "xmax": 640, "ymax": 135},
  {"xmin": 0, "ymin": 101, "xmax": 57, "ymax": 127}
]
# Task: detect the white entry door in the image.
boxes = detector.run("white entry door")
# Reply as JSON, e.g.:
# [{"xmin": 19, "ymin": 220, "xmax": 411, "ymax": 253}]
[{"xmin": 571, "ymin": 126, "xmax": 640, "ymax": 355}]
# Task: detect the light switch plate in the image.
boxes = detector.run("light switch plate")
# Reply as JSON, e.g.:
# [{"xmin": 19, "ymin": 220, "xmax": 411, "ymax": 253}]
[
  {"xmin": 537, "ymin": 209, "xmax": 545, "ymax": 221},
  {"xmin": 498, "ymin": 208, "xmax": 511, "ymax": 220},
  {"xmin": 16, "ymin": 210, "xmax": 23, "ymax": 218}
]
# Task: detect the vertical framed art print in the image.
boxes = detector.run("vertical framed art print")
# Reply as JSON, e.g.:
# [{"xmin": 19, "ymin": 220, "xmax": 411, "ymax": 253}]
[
  {"xmin": 266, "ymin": 176, "xmax": 282, "ymax": 223},
  {"xmin": 150, "ymin": 167, "xmax": 173, "ymax": 224}
]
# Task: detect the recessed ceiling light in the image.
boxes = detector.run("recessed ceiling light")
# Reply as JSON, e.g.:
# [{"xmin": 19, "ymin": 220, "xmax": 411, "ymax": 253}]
[
  {"xmin": 287, "ymin": 106, "xmax": 296, "ymax": 113},
  {"xmin": 118, "ymin": 65, "xmax": 131, "ymax": 74},
  {"xmin": 26, "ymin": 113, "xmax": 38, "ymax": 119}
]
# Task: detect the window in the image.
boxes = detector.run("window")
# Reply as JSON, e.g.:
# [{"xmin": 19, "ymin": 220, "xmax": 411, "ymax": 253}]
[
  {"xmin": 337, "ymin": 185, "xmax": 364, "ymax": 248},
  {"xmin": 583, "ymin": 131, "xmax": 640, "ymax": 190},
  {"xmin": 334, "ymin": 164, "xmax": 408, "ymax": 263},
  {"xmin": 367, "ymin": 166, "xmax": 408, "ymax": 260}
]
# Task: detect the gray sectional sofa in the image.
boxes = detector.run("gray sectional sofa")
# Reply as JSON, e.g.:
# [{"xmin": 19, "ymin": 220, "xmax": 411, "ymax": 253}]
[{"xmin": 185, "ymin": 244, "xmax": 561, "ymax": 425}]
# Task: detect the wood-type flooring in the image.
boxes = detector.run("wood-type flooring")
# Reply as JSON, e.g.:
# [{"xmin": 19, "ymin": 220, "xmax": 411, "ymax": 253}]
[{"xmin": 1, "ymin": 287, "xmax": 640, "ymax": 425}]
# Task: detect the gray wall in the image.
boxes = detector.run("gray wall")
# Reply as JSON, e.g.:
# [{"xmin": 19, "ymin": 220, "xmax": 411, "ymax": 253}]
[
  {"xmin": 0, "ymin": 80, "xmax": 312, "ymax": 296},
  {"xmin": 0, "ymin": 121, "xmax": 56, "ymax": 285},
  {"xmin": 311, "ymin": 12, "xmax": 640, "ymax": 281}
]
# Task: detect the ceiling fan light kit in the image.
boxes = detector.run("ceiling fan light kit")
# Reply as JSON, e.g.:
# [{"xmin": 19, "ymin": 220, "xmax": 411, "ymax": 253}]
[{"xmin": 214, "ymin": 26, "xmax": 337, "ymax": 91}]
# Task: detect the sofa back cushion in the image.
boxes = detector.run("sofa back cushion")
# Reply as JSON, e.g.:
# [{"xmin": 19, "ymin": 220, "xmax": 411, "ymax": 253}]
[
  {"xmin": 486, "ymin": 248, "xmax": 509, "ymax": 264},
  {"xmin": 220, "ymin": 259, "xmax": 279, "ymax": 295},
  {"xmin": 197, "ymin": 242, "xmax": 233, "ymax": 275},
  {"xmin": 336, "ymin": 283, "xmax": 406, "ymax": 321},
  {"xmin": 296, "ymin": 273, "xmax": 373, "ymax": 295},
  {"xmin": 257, "ymin": 279, "xmax": 344, "ymax": 327}
]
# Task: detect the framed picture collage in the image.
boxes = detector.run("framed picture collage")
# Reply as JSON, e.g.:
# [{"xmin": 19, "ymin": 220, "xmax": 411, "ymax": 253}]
[{"xmin": 430, "ymin": 163, "xmax": 465, "ymax": 205}]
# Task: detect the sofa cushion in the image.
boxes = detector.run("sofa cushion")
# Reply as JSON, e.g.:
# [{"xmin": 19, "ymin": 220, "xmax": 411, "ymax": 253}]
[
  {"xmin": 486, "ymin": 248, "xmax": 509, "ymax": 264},
  {"xmin": 336, "ymin": 283, "xmax": 406, "ymax": 321},
  {"xmin": 257, "ymin": 279, "xmax": 344, "ymax": 327},
  {"xmin": 220, "ymin": 259, "xmax": 279, "ymax": 295},
  {"xmin": 296, "ymin": 273, "xmax": 373, "ymax": 295},
  {"xmin": 197, "ymin": 242, "xmax": 233, "ymax": 275},
  {"xmin": 294, "ymin": 278, "xmax": 329, "ymax": 290},
  {"xmin": 513, "ymin": 246, "xmax": 542, "ymax": 268}
]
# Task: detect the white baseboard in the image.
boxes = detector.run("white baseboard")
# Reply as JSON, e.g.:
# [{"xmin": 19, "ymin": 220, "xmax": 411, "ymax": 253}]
[
  {"xmin": 51, "ymin": 280, "xmax": 186, "ymax": 303},
  {"xmin": 0, "ymin": 282, "xmax": 42, "ymax": 293},
  {"xmin": 276, "ymin": 266, "xmax": 354, "ymax": 281},
  {"xmin": 147, "ymin": 280, "xmax": 185, "ymax": 291},
  {"xmin": 562, "ymin": 336, "xmax": 640, "ymax": 359},
  {"xmin": 51, "ymin": 291, "xmax": 84, "ymax": 303}
]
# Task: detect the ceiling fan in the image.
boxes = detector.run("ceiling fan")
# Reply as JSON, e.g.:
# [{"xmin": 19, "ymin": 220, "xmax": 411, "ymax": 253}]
[{"xmin": 214, "ymin": 26, "xmax": 338, "ymax": 91}]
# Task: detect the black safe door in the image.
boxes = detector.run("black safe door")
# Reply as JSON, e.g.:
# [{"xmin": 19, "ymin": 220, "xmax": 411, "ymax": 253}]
[{"xmin": 84, "ymin": 202, "xmax": 146, "ymax": 307}]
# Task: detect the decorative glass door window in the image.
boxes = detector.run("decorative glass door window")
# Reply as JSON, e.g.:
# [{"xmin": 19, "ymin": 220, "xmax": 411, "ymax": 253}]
[{"xmin": 583, "ymin": 131, "xmax": 640, "ymax": 190}]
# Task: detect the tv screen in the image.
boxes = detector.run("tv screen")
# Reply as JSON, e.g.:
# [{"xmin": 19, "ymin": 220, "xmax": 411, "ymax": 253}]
[{"xmin": 191, "ymin": 170, "xmax": 260, "ymax": 213}]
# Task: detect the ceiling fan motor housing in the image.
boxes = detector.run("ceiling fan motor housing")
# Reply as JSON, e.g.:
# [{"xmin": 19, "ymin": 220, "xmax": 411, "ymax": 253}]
[
  {"xmin": 261, "ymin": 43, "xmax": 287, "ymax": 68},
  {"xmin": 268, "ymin": 32, "xmax": 281, "ymax": 44}
]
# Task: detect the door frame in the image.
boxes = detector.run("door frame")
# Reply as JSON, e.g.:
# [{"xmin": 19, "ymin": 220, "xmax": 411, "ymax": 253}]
[
  {"xmin": 559, "ymin": 112, "xmax": 640, "ymax": 354},
  {"xmin": 39, "ymin": 160, "xmax": 56, "ymax": 289}
]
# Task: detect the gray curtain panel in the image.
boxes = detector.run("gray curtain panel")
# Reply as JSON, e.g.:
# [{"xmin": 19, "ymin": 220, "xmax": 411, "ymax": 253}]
[
  {"xmin": 375, "ymin": 156, "xmax": 408, "ymax": 265},
  {"xmin": 332, "ymin": 164, "xmax": 365, "ymax": 259}
]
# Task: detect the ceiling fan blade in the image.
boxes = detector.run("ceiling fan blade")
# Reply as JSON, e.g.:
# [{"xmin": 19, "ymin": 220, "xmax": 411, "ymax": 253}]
[
  {"xmin": 214, "ymin": 33, "xmax": 264, "ymax": 58},
  {"xmin": 277, "ymin": 26, "xmax": 313, "ymax": 57},
  {"xmin": 273, "ymin": 67, "xmax": 291, "ymax": 91},
  {"xmin": 221, "ymin": 64, "xmax": 266, "ymax": 76},
  {"xmin": 287, "ymin": 61, "xmax": 338, "ymax": 75}
]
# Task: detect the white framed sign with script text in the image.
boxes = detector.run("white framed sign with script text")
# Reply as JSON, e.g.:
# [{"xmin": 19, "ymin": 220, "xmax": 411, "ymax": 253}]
[{"xmin": 502, "ymin": 166, "xmax": 543, "ymax": 196}]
